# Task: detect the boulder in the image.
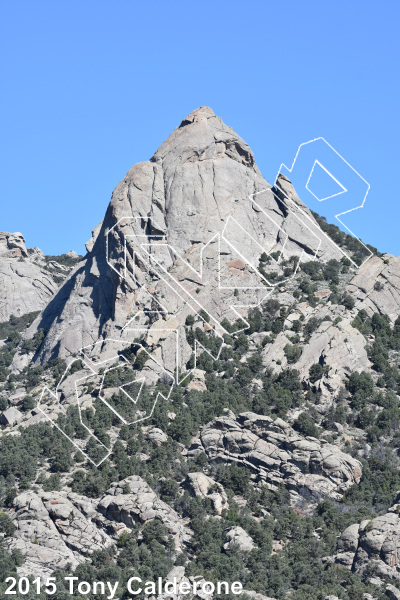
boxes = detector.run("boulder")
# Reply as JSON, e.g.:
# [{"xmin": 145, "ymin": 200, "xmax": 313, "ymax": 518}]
[
  {"xmin": 85, "ymin": 221, "xmax": 103, "ymax": 253},
  {"xmin": 386, "ymin": 585, "xmax": 400, "ymax": 599},
  {"xmin": 187, "ymin": 369, "xmax": 207, "ymax": 392},
  {"xmin": 146, "ymin": 427, "xmax": 168, "ymax": 447},
  {"xmin": 0, "ymin": 232, "xmax": 28, "ymax": 257},
  {"xmin": 0, "ymin": 406, "xmax": 23, "ymax": 426},
  {"xmin": 185, "ymin": 472, "xmax": 228, "ymax": 514},
  {"xmin": 7, "ymin": 388, "xmax": 26, "ymax": 406},
  {"xmin": 223, "ymin": 526, "xmax": 255, "ymax": 552}
]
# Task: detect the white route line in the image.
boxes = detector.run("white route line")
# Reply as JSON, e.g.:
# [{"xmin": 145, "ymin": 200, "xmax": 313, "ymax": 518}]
[
  {"xmin": 306, "ymin": 160, "xmax": 347, "ymax": 202},
  {"xmin": 275, "ymin": 136, "xmax": 372, "ymax": 266}
]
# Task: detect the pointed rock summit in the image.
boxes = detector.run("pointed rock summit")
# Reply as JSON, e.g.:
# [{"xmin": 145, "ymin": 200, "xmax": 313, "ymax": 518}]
[{"xmin": 29, "ymin": 107, "xmax": 342, "ymax": 365}]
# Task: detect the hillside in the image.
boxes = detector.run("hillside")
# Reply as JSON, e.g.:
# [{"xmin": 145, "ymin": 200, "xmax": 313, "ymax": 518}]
[{"xmin": 1, "ymin": 108, "xmax": 400, "ymax": 600}]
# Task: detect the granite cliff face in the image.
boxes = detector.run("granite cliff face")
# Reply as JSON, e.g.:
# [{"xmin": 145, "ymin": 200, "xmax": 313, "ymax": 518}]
[{"xmin": 30, "ymin": 106, "xmax": 342, "ymax": 367}]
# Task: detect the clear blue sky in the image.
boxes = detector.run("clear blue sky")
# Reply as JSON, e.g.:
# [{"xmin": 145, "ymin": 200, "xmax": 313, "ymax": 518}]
[{"xmin": 1, "ymin": 1, "xmax": 399, "ymax": 256}]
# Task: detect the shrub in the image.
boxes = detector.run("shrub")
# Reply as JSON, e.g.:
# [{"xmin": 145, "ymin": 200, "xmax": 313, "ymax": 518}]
[
  {"xmin": 309, "ymin": 363, "xmax": 323, "ymax": 384},
  {"xmin": 185, "ymin": 314, "xmax": 195, "ymax": 327},
  {"xmin": 216, "ymin": 463, "xmax": 251, "ymax": 495},
  {"xmin": 346, "ymin": 371, "xmax": 374, "ymax": 397},
  {"xmin": 44, "ymin": 253, "xmax": 82, "ymax": 267},
  {"xmin": 304, "ymin": 317, "xmax": 320, "ymax": 336},
  {"xmin": 198, "ymin": 309, "xmax": 210, "ymax": 323},
  {"xmin": 21, "ymin": 395, "xmax": 35, "ymax": 412},
  {"xmin": 20, "ymin": 328, "xmax": 46, "ymax": 355},
  {"xmin": 293, "ymin": 412, "xmax": 320, "ymax": 438},
  {"xmin": 0, "ymin": 512, "xmax": 16, "ymax": 536},
  {"xmin": 342, "ymin": 295, "xmax": 355, "ymax": 310},
  {"xmin": 284, "ymin": 344, "xmax": 302, "ymax": 364},
  {"xmin": 301, "ymin": 261, "xmax": 322, "ymax": 280},
  {"xmin": 159, "ymin": 478, "xmax": 179, "ymax": 502},
  {"xmin": 292, "ymin": 320, "xmax": 302, "ymax": 333}
]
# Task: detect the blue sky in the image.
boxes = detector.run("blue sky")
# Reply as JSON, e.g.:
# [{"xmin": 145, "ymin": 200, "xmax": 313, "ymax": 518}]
[{"xmin": 1, "ymin": 1, "xmax": 399, "ymax": 256}]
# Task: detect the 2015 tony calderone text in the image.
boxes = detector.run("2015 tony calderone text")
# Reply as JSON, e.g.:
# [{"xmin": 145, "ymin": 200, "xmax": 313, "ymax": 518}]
[{"xmin": 5, "ymin": 576, "xmax": 244, "ymax": 597}]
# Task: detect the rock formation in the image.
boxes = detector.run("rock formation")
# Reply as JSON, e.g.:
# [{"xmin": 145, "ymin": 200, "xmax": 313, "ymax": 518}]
[
  {"xmin": 190, "ymin": 411, "xmax": 362, "ymax": 504},
  {"xmin": 7, "ymin": 490, "xmax": 113, "ymax": 577},
  {"xmin": 223, "ymin": 526, "xmax": 255, "ymax": 552},
  {"xmin": 97, "ymin": 475, "xmax": 191, "ymax": 551},
  {"xmin": 262, "ymin": 299, "xmax": 371, "ymax": 408},
  {"xmin": 347, "ymin": 254, "xmax": 400, "ymax": 322},
  {"xmin": 185, "ymin": 472, "xmax": 229, "ymax": 514},
  {"xmin": 327, "ymin": 494, "xmax": 400, "ymax": 579},
  {"xmin": 7, "ymin": 475, "xmax": 190, "ymax": 577},
  {"xmin": 30, "ymin": 107, "xmax": 343, "ymax": 369},
  {"xmin": 0, "ymin": 233, "xmax": 60, "ymax": 322}
]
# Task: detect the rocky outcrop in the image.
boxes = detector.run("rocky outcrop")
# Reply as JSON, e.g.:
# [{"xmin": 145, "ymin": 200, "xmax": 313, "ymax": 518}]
[
  {"xmin": 0, "ymin": 232, "xmax": 28, "ymax": 258},
  {"xmin": 0, "ymin": 406, "xmax": 23, "ymax": 425},
  {"xmin": 0, "ymin": 233, "xmax": 59, "ymax": 323},
  {"xmin": 327, "ymin": 495, "xmax": 400, "ymax": 579},
  {"xmin": 262, "ymin": 299, "xmax": 371, "ymax": 409},
  {"xmin": 185, "ymin": 472, "xmax": 228, "ymax": 514},
  {"xmin": 85, "ymin": 221, "xmax": 103, "ymax": 253},
  {"xmin": 7, "ymin": 490, "xmax": 113, "ymax": 577},
  {"xmin": 293, "ymin": 308, "xmax": 370, "ymax": 405},
  {"xmin": 190, "ymin": 412, "xmax": 362, "ymax": 504},
  {"xmin": 187, "ymin": 369, "xmax": 207, "ymax": 392},
  {"xmin": 97, "ymin": 475, "xmax": 191, "ymax": 550},
  {"xmin": 7, "ymin": 475, "xmax": 191, "ymax": 578},
  {"xmin": 346, "ymin": 254, "xmax": 400, "ymax": 322}
]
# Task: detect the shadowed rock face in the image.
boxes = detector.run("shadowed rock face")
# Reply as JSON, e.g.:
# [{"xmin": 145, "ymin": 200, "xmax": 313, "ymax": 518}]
[{"xmin": 31, "ymin": 107, "xmax": 341, "ymax": 365}]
